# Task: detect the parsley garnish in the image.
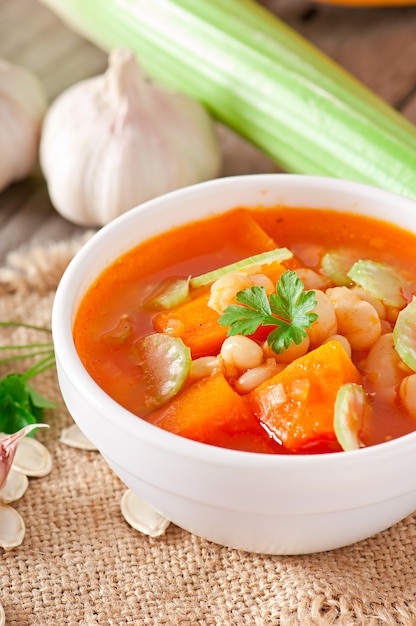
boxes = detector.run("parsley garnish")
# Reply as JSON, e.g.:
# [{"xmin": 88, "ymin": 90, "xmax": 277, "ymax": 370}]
[
  {"xmin": 0, "ymin": 322, "xmax": 56, "ymax": 434},
  {"xmin": 218, "ymin": 270, "xmax": 318, "ymax": 354}
]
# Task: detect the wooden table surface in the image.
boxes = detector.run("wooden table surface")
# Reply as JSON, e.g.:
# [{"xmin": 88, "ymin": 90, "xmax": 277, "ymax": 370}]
[{"xmin": 1, "ymin": 0, "xmax": 416, "ymax": 266}]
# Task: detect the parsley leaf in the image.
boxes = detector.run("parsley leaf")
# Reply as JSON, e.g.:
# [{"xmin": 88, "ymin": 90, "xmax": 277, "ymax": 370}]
[
  {"xmin": 218, "ymin": 270, "xmax": 318, "ymax": 355},
  {"xmin": 218, "ymin": 286, "xmax": 277, "ymax": 336},
  {"xmin": 0, "ymin": 322, "xmax": 56, "ymax": 434}
]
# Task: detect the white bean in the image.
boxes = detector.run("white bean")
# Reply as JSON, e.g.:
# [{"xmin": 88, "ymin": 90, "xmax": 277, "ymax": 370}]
[
  {"xmin": 307, "ymin": 289, "xmax": 338, "ymax": 348},
  {"xmin": 295, "ymin": 268, "xmax": 331, "ymax": 291},
  {"xmin": 220, "ymin": 335, "xmax": 264, "ymax": 372},
  {"xmin": 190, "ymin": 356, "xmax": 222, "ymax": 380},
  {"xmin": 235, "ymin": 361, "xmax": 284, "ymax": 394},
  {"xmin": 365, "ymin": 333, "xmax": 406, "ymax": 402},
  {"xmin": 208, "ymin": 272, "xmax": 252, "ymax": 314},
  {"xmin": 351, "ymin": 286, "xmax": 386, "ymax": 319},
  {"xmin": 264, "ymin": 334, "xmax": 310, "ymax": 364},
  {"xmin": 399, "ymin": 374, "xmax": 416, "ymax": 420},
  {"xmin": 249, "ymin": 273, "xmax": 275, "ymax": 294},
  {"xmin": 326, "ymin": 286, "xmax": 381, "ymax": 351},
  {"xmin": 323, "ymin": 334, "xmax": 352, "ymax": 359}
]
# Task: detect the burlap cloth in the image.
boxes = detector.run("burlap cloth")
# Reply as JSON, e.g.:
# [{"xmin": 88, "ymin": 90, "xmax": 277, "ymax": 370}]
[{"xmin": 0, "ymin": 236, "xmax": 415, "ymax": 626}]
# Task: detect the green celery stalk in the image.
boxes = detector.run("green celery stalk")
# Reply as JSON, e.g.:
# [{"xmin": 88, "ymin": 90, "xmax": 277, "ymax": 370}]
[{"xmin": 41, "ymin": 0, "xmax": 416, "ymax": 199}]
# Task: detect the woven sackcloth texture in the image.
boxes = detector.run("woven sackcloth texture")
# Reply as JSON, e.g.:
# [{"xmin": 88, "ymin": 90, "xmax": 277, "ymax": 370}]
[{"xmin": 0, "ymin": 236, "xmax": 416, "ymax": 626}]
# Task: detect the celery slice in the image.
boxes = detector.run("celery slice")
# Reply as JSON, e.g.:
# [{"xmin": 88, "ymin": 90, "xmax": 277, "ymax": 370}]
[
  {"xmin": 189, "ymin": 247, "xmax": 292, "ymax": 289},
  {"xmin": 133, "ymin": 333, "xmax": 191, "ymax": 411},
  {"xmin": 41, "ymin": 0, "xmax": 416, "ymax": 199},
  {"xmin": 334, "ymin": 383, "xmax": 367, "ymax": 452},
  {"xmin": 393, "ymin": 297, "xmax": 416, "ymax": 372},
  {"xmin": 143, "ymin": 277, "xmax": 190, "ymax": 311},
  {"xmin": 320, "ymin": 251, "xmax": 355, "ymax": 287},
  {"xmin": 347, "ymin": 260, "xmax": 408, "ymax": 308}
]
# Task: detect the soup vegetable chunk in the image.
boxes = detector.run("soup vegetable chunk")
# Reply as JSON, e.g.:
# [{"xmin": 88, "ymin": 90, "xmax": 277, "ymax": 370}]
[{"xmin": 73, "ymin": 207, "xmax": 416, "ymax": 454}]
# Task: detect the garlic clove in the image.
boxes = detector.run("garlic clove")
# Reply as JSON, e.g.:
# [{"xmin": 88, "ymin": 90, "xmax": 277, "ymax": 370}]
[
  {"xmin": 40, "ymin": 48, "xmax": 222, "ymax": 227},
  {"xmin": 60, "ymin": 423, "xmax": 97, "ymax": 450},
  {"xmin": 0, "ymin": 57, "xmax": 48, "ymax": 192},
  {"xmin": 120, "ymin": 489, "xmax": 170, "ymax": 538},
  {"xmin": 0, "ymin": 503, "xmax": 25, "ymax": 550},
  {"xmin": 0, "ymin": 469, "xmax": 29, "ymax": 504},
  {"xmin": 12, "ymin": 436, "xmax": 52, "ymax": 478}
]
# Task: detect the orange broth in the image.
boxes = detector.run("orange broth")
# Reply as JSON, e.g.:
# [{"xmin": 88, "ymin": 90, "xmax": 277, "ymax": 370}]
[{"xmin": 73, "ymin": 206, "xmax": 416, "ymax": 454}]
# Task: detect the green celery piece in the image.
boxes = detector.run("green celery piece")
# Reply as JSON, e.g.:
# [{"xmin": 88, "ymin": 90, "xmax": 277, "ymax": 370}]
[
  {"xmin": 41, "ymin": 0, "xmax": 416, "ymax": 199},
  {"xmin": 347, "ymin": 259, "xmax": 408, "ymax": 308},
  {"xmin": 393, "ymin": 296, "xmax": 416, "ymax": 372},
  {"xmin": 320, "ymin": 250, "xmax": 356, "ymax": 287},
  {"xmin": 143, "ymin": 277, "xmax": 191, "ymax": 310},
  {"xmin": 133, "ymin": 333, "xmax": 191, "ymax": 412},
  {"xmin": 334, "ymin": 383, "xmax": 368, "ymax": 452},
  {"xmin": 190, "ymin": 248, "xmax": 293, "ymax": 289}
]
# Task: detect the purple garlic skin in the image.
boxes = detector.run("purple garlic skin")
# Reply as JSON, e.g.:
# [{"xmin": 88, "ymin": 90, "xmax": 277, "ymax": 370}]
[{"xmin": 0, "ymin": 425, "xmax": 48, "ymax": 488}]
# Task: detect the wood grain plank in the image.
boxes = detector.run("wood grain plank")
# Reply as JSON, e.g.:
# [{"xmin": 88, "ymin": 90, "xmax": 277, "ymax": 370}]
[
  {"xmin": 298, "ymin": 6, "xmax": 416, "ymax": 107},
  {"xmin": 0, "ymin": 0, "xmax": 107, "ymax": 100},
  {"xmin": 403, "ymin": 93, "xmax": 416, "ymax": 124},
  {"xmin": 260, "ymin": 2, "xmax": 416, "ymax": 111},
  {"xmin": 0, "ymin": 178, "xmax": 87, "ymax": 265}
]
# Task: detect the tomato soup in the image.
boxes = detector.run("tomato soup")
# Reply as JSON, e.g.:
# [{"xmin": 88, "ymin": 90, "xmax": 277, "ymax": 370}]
[{"xmin": 73, "ymin": 206, "xmax": 416, "ymax": 454}]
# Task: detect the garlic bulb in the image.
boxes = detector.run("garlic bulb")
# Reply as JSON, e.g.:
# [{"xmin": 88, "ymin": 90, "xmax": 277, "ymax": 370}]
[
  {"xmin": 0, "ymin": 58, "xmax": 47, "ymax": 192},
  {"xmin": 40, "ymin": 48, "xmax": 222, "ymax": 227}
]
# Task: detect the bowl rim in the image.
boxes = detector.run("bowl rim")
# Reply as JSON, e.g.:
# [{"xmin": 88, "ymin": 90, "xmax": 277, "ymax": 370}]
[{"xmin": 52, "ymin": 173, "xmax": 416, "ymax": 470}]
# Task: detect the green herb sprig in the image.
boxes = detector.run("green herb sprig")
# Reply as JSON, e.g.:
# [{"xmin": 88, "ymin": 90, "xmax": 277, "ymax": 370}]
[
  {"xmin": 0, "ymin": 322, "xmax": 56, "ymax": 434},
  {"xmin": 218, "ymin": 270, "xmax": 318, "ymax": 354}
]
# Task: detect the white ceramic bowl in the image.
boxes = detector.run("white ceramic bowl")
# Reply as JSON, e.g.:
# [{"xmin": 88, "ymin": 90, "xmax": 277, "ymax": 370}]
[{"xmin": 52, "ymin": 174, "xmax": 416, "ymax": 555}]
